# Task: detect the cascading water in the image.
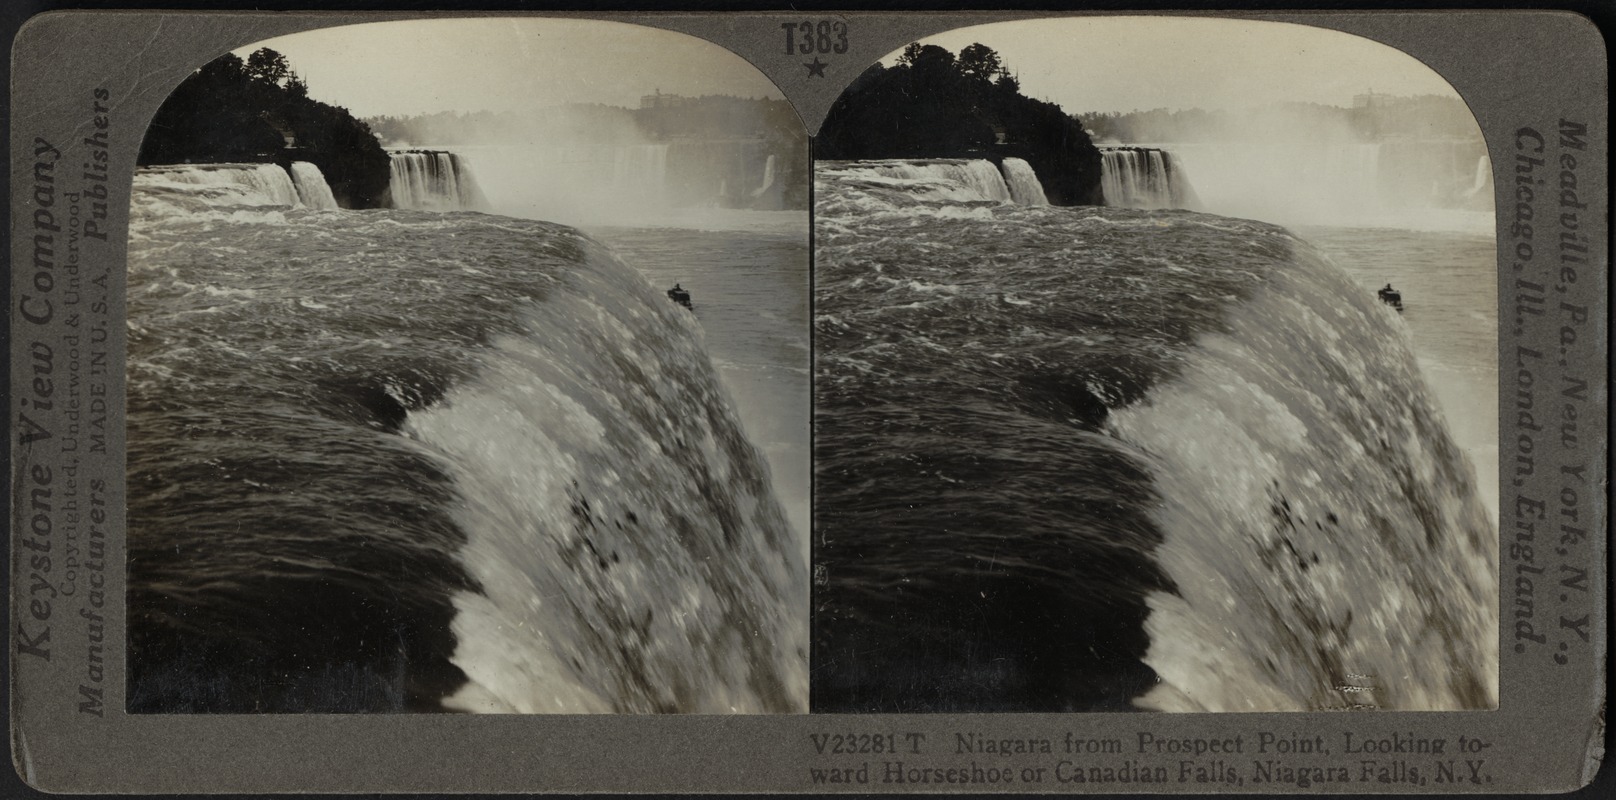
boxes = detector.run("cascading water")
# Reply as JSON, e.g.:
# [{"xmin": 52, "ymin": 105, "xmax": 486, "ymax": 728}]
[
  {"xmin": 135, "ymin": 163, "xmax": 308, "ymax": 207},
  {"xmin": 289, "ymin": 161, "xmax": 340, "ymax": 210},
  {"xmin": 751, "ymin": 154, "xmax": 777, "ymax": 199},
  {"xmin": 1100, "ymin": 147, "xmax": 1199, "ymax": 210},
  {"xmin": 829, "ymin": 158, "xmax": 1050, "ymax": 207},
  {"xmin": 812, "ymin": 161, "xmax": 1496, "ymax": 713},
  {"xmin": 126, "ymin": 163, "xmax": 806, "ymax": 714},
  {"xmin": 1110, "ymin": 242, "xmax": 1495, "ymax": 712},
  {"xmin": 389, "ymin": 150, "xmax": 486, "ymax": 210},
  {"xmin": 999, "ymin": 157, "xmax": 1049, "ymax": 206},
  {"xmin": 867, "ymin": 159, "xmax": 1013, "ymax": 203},
  {"xmin": 610, "ymin": 145, "xmax": 671, "ymax": 204}
]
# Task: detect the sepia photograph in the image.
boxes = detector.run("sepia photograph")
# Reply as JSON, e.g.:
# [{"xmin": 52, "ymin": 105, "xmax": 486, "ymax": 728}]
[
  {"xmin": 812, "ymin": 17, "xmax": 1499, "ymax": 713},
  {"xmin": 5, "ymin": 6, "xmax": 1608, "ymax": 795},
  {"xmin": 124, "ymin": 17, "xmax": 809, "ymax": 713}
]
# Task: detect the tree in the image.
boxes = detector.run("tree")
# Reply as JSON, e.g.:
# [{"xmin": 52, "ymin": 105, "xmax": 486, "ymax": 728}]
[
  {"xmin": 285, "ymin": 72, "xmax": 309, "ymax": 99},
  {"xmin": 818, "ymin": 43, "xmax": 1103, "ymax": 205},
  {"xmin": 957, "ymin": 44, "xmax": 1003, "ymax": 84},
  {"xmin": 246, "ymin": 48, "xmax": 291, "ymax": 86},
  {"xmin": 994, "ymin": 70, "xmax": 1020, "ymax": 96},
  {"xmin": 903, "ymin": 44, "xmax": 956, "ymax": 78},
  {"xmin": 138, "ymin": 48, "xmax": 392, "ymax": 208}
]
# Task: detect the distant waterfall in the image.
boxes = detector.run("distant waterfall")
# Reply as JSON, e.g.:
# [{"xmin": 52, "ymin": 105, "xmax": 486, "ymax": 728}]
[
  {"xmin": 1101, "ymin": 148, "xmax": 1199, "ymax": 210},
  {"xmin": 389, "ymin": 151, "xmax": 485, "ymax": 210},
  {"xmin": 664, "ymin": 141, "xmax": 784, "ymax": 209},
  {"xmin": 1463, "ymin": 154, "xmax": 1491, "ymax": 202},
  {"xmin": 289, "ymin": 162, "xmax": 339, "ymax": 210},
  {"xmin": 751, "ymin": 154, "xmax": 778, "ymax": 199},
  {"xmin": 611, "ymin": 145, "xmax": 671, "ymax": 203},
  {"xmin": 999, "ymin": 158, "xmax": 1049, "ymax": 206}
]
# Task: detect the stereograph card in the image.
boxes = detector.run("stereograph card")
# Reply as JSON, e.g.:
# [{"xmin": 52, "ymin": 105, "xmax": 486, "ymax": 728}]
[{"xmin": 5, "ymin": 4, "xmax": 1608, "ymax": 795}]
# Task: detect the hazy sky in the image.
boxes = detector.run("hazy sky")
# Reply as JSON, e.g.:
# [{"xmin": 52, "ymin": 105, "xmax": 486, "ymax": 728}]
[
  {"xmin": 238, "ymin": 18, "xmax": 784, "ymax": 118},
  {"xmin": 893, "ymin": 17, "xmax": 1463, "ymax": 113}
]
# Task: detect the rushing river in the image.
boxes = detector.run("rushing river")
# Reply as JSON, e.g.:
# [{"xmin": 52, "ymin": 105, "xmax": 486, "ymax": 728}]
[
  {"xmin": 125, "ymin": 162, "xmax": 807, "ymax": 713},
  {"xmin": 811, "ymin": 160, "xmax": 1498, "ymax": 713}
]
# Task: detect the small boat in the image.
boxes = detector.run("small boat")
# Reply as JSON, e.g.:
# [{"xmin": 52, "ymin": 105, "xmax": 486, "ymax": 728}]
[
  {"xmin": 667, "ymin": 284, "xmax": 693, "ymax": 310},
  {"xmin": 1376, "ymin": 284, "xmax": 1404, "ymax": 312}
]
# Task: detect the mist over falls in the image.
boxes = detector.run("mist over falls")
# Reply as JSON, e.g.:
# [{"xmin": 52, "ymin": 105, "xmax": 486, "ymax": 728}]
[
  {"xmin": 1085, "ymin": 98, "xmax": 1492, "ymax": 229},
  {"xmin": 366, "ymin": 97, "xmax": 808, "ymax": 225}
]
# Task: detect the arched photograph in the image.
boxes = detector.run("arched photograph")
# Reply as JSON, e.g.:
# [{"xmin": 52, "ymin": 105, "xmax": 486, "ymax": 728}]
[
  {"xmin": 125, "ymin": 17, "xmax": 809, "ymax": 714},
  {"xmin": 812, "ymin": 16, "xmax": 1498, "ymax": 713}
]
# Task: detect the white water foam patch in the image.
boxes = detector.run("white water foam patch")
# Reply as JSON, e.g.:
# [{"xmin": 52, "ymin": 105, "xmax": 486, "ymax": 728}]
[
  {"xmin": 1100, "ymin": 149, "xmax": 1199, "ymax": 210},
  {"xmin": 999, "ymin": 157, "xmax": 1049, "ymax": 206},
  {"xmin": 130, "ymin": 183, "xmax": 295, "ymax": 231},
  {"xmin": 138, "ymin": 163, "xmax": 303, "ymax": 205},
  {"xmin": 752, "ymin": 153, "xmax": 778, "ymax": 199},
  {"xmin": 869, "ymin": 159, "xmax": 1012, "ymax": 203},
  {"xmin": 1109, "ymin": 245, "xmax": 1497, "ymax": 712},
  {"xmin": 390, "ymin": 151, "xmax": 485, "ymax": 210},
  {"xmin": 289, "ymin": 161, "xmax": 340, "ymax": 210},
  {"xmin": 403, "ymin": 252, "xmax": 805, "ymax": 713}
]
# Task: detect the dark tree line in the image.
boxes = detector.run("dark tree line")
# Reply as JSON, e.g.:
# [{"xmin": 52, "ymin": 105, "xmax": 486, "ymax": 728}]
[
  {"xmin": 139, "ymin": 49, "xmax": 392, "ymax": 209},
  {"xmin": 817, "ymin": 43, "xmax": 1104, "ymax": 205}
]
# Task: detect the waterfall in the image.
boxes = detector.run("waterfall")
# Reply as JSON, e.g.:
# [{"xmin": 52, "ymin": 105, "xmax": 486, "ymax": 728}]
[
  {"xmin": 1463, "ymin": 153, "xmax": 1492, "ymax": 202},
  {"xmin": 861, "ymin": 159, "xmax": 1019, "ymax": 204},
  {"xmin": 999, "ymin": 158, "xmax": 1049, "ymax": 206},
  {"xmin": 814, "ymin": 162, "xmax": 1496, "ymax": 712},
  {"xmin": 751, "ymin": 154, "xmax": 777, "ymax": 199},
  {"xmin": 389, "ymin": 151, "xmax": 485, "ymax": 210},
  {"xmin": 289, "ymin": 161, "xmax": 339, "ymax": 210},
  {"xmin": 127, "ymin": 184, "xmax": 805, "ymax": 713},
  {"xmin": 611, "ymin": 145, "xmax": 671, "ymax": 204},
  {"xmin": 1100, "ymin": 148, "xmax": 1199, "ymax": 210},
  {"xmin": 136, "ymin": 163, "xmax": 305, "ymax": 207}
]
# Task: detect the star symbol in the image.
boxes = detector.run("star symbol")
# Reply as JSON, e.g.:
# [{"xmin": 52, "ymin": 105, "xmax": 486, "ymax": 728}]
[{"xmin": 804, "ymin": 57, "xmax": 828, "ymax": 78}]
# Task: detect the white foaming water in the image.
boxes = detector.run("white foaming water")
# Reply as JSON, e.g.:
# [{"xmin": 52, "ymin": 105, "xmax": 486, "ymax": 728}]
[
  {"xmin": 869, "ymin": 159, "xmax": 1013, "ymax": 203},
  {"xmin": 131, "ymin": 163, "xmax": 349, "ymax": 228},
  {"xmin": 288, "ymin": 161, "xmax": 339, "ymax": 209},
  {"xmin": 752, "ymin": 154, "xmax": 778, "ymax": 199},
  {"xmin": 586, "ymin": 224, "xmax": 811, "ymax": 554},
  {"xmin": 405, "ymin": 276, "xmax": 806, "ymax": 713},
  {"xmin": 1000, "ymin": 157, "xmax": 1049, "ymax": 206},
  {"xmin": 1110, "ymin": 247, "xmax": 1497, "ymax": 712},
  {"xmin": 389, "ymin": 151, "xmax": 484, "ymax": 210},
  {"xmin": 823, "ymin": 158, "xmax": 1055, "ymax": 208},
  {"xmin": 1100, "ymin": 148, "xmax": 1199, "ymax": 210},
  {"xmin": 137, "ymin": 163, "xmax": 306, "ymax": 207}
]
